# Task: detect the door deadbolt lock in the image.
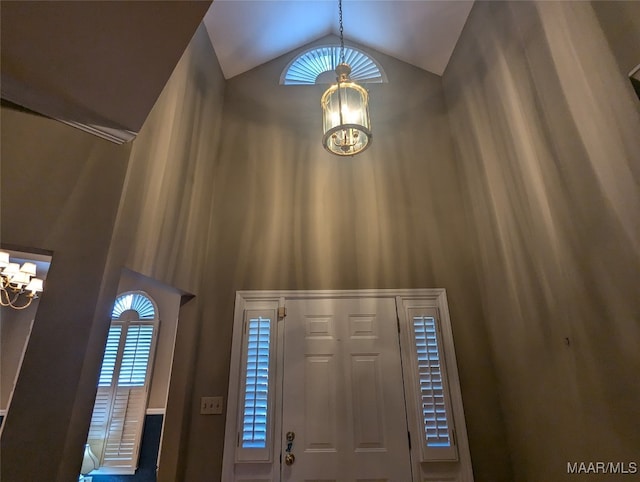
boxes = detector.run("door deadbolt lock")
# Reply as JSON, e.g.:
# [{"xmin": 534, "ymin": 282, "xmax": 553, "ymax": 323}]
[
  {"xmin": 286, "ymin": 431, "xmax": 295, "ymax": 442},
  {"xmin": 285, "ymin": 453, "xmax": 295, "ymax": 465}
]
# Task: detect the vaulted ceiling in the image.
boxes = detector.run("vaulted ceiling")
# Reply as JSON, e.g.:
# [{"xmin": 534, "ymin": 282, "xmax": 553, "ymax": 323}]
[
  {"xmin": 204, "ymin": 0, "xmax": 474, "ymax": 79},
  {"xmin": 1, "ymin": 0, "xmax": 473, "ymax": 143}
]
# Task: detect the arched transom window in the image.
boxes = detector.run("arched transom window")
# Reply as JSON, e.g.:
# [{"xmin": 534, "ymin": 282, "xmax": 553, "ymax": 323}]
[
  {"xmin": 281, "ymin": 45, "xmax": 387, "ymax": 85},
  {"xmin": 112, "ymin": 291, "xmax": 157, "ymax": 320}
]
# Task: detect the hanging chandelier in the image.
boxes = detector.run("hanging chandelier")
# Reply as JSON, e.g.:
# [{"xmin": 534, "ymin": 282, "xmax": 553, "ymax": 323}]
[
  {"xmin": 0, "ymin": 251, "xmax": 44, "ymax": 310},
  {"xmin": 321, "ymin": 0, "xmax": 372, "ymax": 156}
]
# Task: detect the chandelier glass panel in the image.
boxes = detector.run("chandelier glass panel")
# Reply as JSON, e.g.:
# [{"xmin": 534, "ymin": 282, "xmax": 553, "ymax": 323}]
[{"xmin": 321, "ymin": 0, "xmax": 372, "ymax": 156}]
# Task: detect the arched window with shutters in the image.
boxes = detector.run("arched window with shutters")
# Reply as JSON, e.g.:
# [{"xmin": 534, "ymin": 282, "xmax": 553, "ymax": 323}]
[
  {"xmin": 86, "ymin": 291, "xmax": 159, "ymax": 475},
  {"xmin": 280, "ymin": 45, "xmax": 387, "ymax": 85}
]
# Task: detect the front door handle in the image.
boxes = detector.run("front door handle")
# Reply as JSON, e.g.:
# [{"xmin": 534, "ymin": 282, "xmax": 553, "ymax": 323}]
[{"xmin": 285, "ymin": 431, "xmax": 295, "ymax": 465}]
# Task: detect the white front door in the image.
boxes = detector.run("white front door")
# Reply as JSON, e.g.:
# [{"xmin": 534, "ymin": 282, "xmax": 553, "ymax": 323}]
[{"xmin": 281, "ymin": 297, "xmax": 413, "ymax": 482}]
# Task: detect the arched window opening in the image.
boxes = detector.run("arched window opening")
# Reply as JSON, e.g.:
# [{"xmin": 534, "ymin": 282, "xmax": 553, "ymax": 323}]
[
  {"xmin": 85, "ymin": 291, "xmax": 159, "ymax": 475},
  {"xmin": 281, "ymin": 45, "xmax": 387, "ymax": 85}
]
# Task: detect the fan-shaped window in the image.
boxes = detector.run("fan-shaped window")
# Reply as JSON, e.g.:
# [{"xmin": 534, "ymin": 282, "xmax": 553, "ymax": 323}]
[
  {"xmin": 112, "ymin": 291, "xmax": 156, "ymax": 320},
  {"xmin": 281, "ymin": 45, "xmax": 387, "ymax": 85}
]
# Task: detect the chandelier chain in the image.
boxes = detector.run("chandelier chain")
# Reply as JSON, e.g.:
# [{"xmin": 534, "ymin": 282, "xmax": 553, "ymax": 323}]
[{"xmin": 338, "ymin": 0, "xmax": 345, "ymax": 63}]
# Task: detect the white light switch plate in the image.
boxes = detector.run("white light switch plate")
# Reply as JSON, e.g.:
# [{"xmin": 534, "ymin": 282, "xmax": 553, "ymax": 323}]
[{"xmin": 200, "ymin": 396, "xmax": 224, "ymax": 415}]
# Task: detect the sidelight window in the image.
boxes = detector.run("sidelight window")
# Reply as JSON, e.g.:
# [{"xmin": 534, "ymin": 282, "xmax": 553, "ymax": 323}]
[
  {"xmin": 234, "ymin": 307, "xmax": 277, "ymax": 463},
  {"xmin": 400, "ymin": 300, "xmax": 459, "ymax": 463},
  {"xmin": 413, "ymin": 315, "xmax": 452, "ymax": 449},
  {"xmin": 241, "ymin": 316, "xmax": 271, "ymax": 449}
]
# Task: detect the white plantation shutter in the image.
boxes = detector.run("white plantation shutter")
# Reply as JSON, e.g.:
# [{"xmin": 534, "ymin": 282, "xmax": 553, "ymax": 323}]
[
  {"xmin": 241, "ymin": 317, "xmax": 270, "ymax": 448},
  {"xmin": 236, "ymin": 310, "xmax": 276, "ymax": 462},
  {"xmin": 118, "ymin": 325, "xmax": 154, "ymax": 387},
  {"xmin": 101, "ymin": 324, "xmax": 155, "ymax": 470},
  {"xmin": 87, "ymin": 326, "xmax": 123, "ymax": 461},
  {"xmin": 102, "ymin": 386, "xmax": 147, "ymax": 469},
  {"xmin": 98, "ymin": 326, "xmax": 122, "ymax": 386},
  {"xmin": 408, "ymin": 308, "xmax": 457, "ymax": 461},
  {"xmin": 86, "ymin": 292, "xmax": 158, "ymax": 475},
  {"xmin": 414, "ymin": 316, "xmax": 451, "ymax": 448}
]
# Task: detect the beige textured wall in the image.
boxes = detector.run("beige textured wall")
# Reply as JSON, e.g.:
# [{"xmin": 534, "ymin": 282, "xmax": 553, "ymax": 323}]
[
  {"xmin": 181, "ymin": 38, "xmax": 511, "ymax": 481},
  {"xmin": 109, "ymin": 25, "xmax": 224, "ymax": 297},
  {"xmin": 102, "ymin": 24, "xmax": 227, "ymax": 481},
  {"xmin": 0, "ymin": 107, "xmax": 131, "ymax": 480},
  {"xmin": 443, "ymin": 2, "xmax": 640, "ymax": 481}
]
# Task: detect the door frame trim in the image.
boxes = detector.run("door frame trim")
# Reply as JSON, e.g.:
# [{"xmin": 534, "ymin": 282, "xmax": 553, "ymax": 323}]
[
  {"xmin": 222, "ymin": 289, "xmax": 474, "ymax": 482},
  {"xmin": 234, "ymin": 288, "xmax": 448, "ymax": 301}
]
